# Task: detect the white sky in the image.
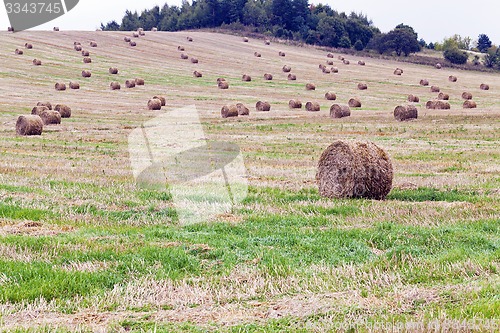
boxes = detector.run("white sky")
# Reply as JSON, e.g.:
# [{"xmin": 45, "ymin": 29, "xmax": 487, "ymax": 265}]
[{"xmin": 1, "ymin": 0, "xmax": 499, "ymax": 44}]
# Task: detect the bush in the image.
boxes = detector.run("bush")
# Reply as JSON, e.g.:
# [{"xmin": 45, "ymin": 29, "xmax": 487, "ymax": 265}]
[
  {"xmin": 443, "ymin": 48, "xmax": 468, "ymax": 64},
  {"xmin": 354, "ymin": 40, "xmax": 364, "ymax": 51}
]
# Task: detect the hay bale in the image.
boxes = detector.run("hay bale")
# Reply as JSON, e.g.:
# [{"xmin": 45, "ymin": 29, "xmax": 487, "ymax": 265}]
[
  {"xmin": 419, "ymin": 79, "xmax": 429, "ymax": 86},
  {"xmin": 109, "ymin": 67, "xmax": 119, "ymax": 74},
  {"xmin": 83, "ymin": 57, "xmax": 92, "ymax": 63},
  {"xmin": 256, "ymin": 101, "xmax": 271, "ymax": 111},
  {"xmin": 435, "ymin": 63, "xmax": 442, "ymax": 69},
  {"xmin": 289, "ymin": 99, "xmax": 302, "ymax": 109},
  {"xmin": 279, "ymin": 51, "xmax": 285, "ymax": 57},
  {"xmin": 426, "ymin": 100, "xmax": 450, "ymax": 110},
  {"xmin": 8, "ymin": 27, "xmax": 14, "ymax": 32},
  {"xmin": 357, "ymin": 83, "xmax": 368, "ymax": 90},
  {"xmin": 282, "ymin": 65, "xmax": 291, "ymax": 73},
  {"xmin": 331, "ymin": 67, "xmax": 339, "ymax": 73},
  {"xmin": 74, "ymin": 45, "xmax": 82, "ymax": 51},
  {"xmin": 90, "ymin": 42, "xmax": 97, "ymax": 47},
  {"xmin": 193, "ymin": 71, "xmax": 203, "ymax": 78},
  {"xmin": 139, "ymin": 31, "xmax": 145, "ymax": 36},
  {"xmin": 462, "ymin": 92, "xmax": 472, "ymax": 100},
  {"xmin": 190, "ymin": 57, "xmax": 199, "ymax": 63},
  {"xmin": 129, "ymin": 41, "xmax": 137, "ymax": 47},
  {"xmin": 180, "ymin": 53, "xmax": 189, "ymax": 59},
  {"xmin": 74, "ymin": 42, "xmax": 81, "ymax": 46},
  {"xmin": 40, "ymin": 110, "xmax": 61, "ymax": 125},
  {"xmin": 408, "ymin": 94, "xmax": 419, "ymax": 103},
  {"xmin": 430, "ymin": 85, "xmax": 440, "ymax": 92},
  {"xmin": 449, "ymin": 75, "xmax": 458, "ymax": 82},
  {"xmin": 327, "ymin": 53, "xmax": 334, "ymax": 58},
  {"xmin": 152, "ymin": 27, "xmax": 158, "ymax": 32},
  {"xmin": 330, "ymin": 104, "xmax": 351, "ymax": 118},
  {"xmin": 243, "ymin": 37, "xmax": 249, "ymax": 42},
  {"xmin": 217, "ymin": 78, "xmax": 226, "ymax": 83},
  {"xmin": 133, "ymin": 32, "xmax": 140, "ymax": 38},
  {"xmin": 124, "ymin": 37, "xmax": 131, "ymax": 42},
  {"xmin": 16, "ymin": 115, "xmax": 43, "ymax": 136},
  {"xmin": 221, "ymin": 105, "xmax": 238, "ymax": 118},
  {"xmin": 55, "ymin": 83, "xmax": 66, "ymax": 91},
  {"xmin": 264, "ymin": 73, "xmax": 273, "ymax": 80},
  {"xmin": 135, "ymin": 78, "xmax": 145, "ymax": 86},
  {"xmin": 288, "ymin": 74, "xmax": 297, "ymax": 80},
  {"xmin": 125, "ymin": 80, "xmax": 136, "ymax": 88},
  {"xmin": 242, "ymin": 74, "xmax": 252, "ymax": 82},
  {"xmin": 316, "ymin": 140, "xmax": 393, "ymax": 199},
  {"xmin": 54, "ymin": 104, "xmax": 71, "ymax": 118},
  {"xmin": 343, "ymin": 59, "xmax": 350, "ymax": 65},
  {"xmin": 15, "ymin": 49, "xmax": 23, "ymax": 55},
  {"xmin": 338, "ymin": 55, "xmax": 345, "ymax": 60},
  {"xmin": 153, "ymin": 96, "xmax": 166, "ymax": 106},
  {"xmin": 480, "ymin": 83, "xmax": 490, "ymax": 90},
  {"xmin": 438, "ymin": 92, "xmax": 449, "ymax": 100},
  {"xmin": 236, "ymin": 103, "xmax": 250, "ymax": 116},
  {"xmin": 265, "ymin": 40, "xmax": 271, "ymax": 45},
  {"xmin": 187, "ymin": 37, "xmax": 193, "ymax": 42},
  {"xmin": 306, "ymin": 83, "xmax": 316, "ymax": 91},
  {"xmin": 218, "ymin": 81, "xmax": 229, "ymax": 89},
  {"xmin": 177, "ymin": 46, "xmax": 185, "ymax": 51},
  {"xmin": 323, "ymin": 68, "xmax": 331, "ymax": 74},
  {"xmin": 319, "ymin": 64, "xmax": 326, "ymax": 70},
  {"xmin": 348, "ymin": 98, "xmax": 361, "ymax": 108},
  {"xmin": 327, "ymin": 60, "xmax": 334, "ymax": 65},
  {"xmin": 254, "ymin": 52, "xmax": 262, "ymax": 57},
  {"xmin": 69, "ymin": 82, "xmax": 80, "ymax": 90},
  {"xmin": 394, "ymin": 69, "xmax": 403, "ymax": 75},
  {"xmin": 36, "ymin": 102, "xmax": 52, "ymax": 110},
  {"xmin": 31, "ymin": 106, "xmax": 49, "ymax": 115},
  {"xmin": 394, "ymin": 105, "xmax": 418, "ymax": 121},
  {"xmin": 148, "ymin": 99, "xmax": 162, "ymax": 110},
  {"xmin": 358, "ymin": 60, "xmax": 365, "ymax": 66},
  {"xmin": 32, "ymin": 59, "xmax": 42, "ymax": 66},
  {"xmin": 82, "ymin": 70, "xmax": 91, "ymax": 78},
  {"xmin": 82, "ymin": 50, "xmax": 90, "ymax": 56},
  {"xmin": 110, "ymin": 81, "xmax": 121, "ymax": 90},
  {"xmin": 305, "ymin": 101, "xmax": 320, "ymax": 112},
  {"xmin": 463, "ymin": 100, "xmax": 477, "ymax": 109},
  {"xmin": 325, "ymin": 92, "xmax": 337, "ymax": 101},
  {"xmin": 53, "ymin": 27, "xmax": 59, "ymax": 31},
  {"xmin": 25, "ymin": 43, "xmax": 33, "ymax": 49}
]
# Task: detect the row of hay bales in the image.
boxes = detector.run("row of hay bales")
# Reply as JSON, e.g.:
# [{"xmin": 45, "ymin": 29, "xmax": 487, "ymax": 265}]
[{"xmin": 16, "ymin": 102, "xmax": 72, "ymax": 136}]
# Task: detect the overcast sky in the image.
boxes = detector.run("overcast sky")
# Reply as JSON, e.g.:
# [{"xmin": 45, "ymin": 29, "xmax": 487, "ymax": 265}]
[{"xmin": 1, "ymin": 0, "xmax": 499, "ymax": 44}]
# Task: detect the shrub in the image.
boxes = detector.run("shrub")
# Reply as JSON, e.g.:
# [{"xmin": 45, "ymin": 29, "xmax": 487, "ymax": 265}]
[{"xmin": 443, "ymin": 48, "xmax": 468, "ymax": 64}]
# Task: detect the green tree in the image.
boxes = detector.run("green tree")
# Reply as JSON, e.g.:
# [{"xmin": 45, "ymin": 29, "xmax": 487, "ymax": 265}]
[
  {"xmin": 477, "ymin": 34, "xmax": 492, "ymax": 53},
  {"xmin": 316, "ymin": 16, "xmax": 347, "ymax": 47},
  {"xmin": 370, "ymin": 27, "xmax": 420, "ymax": 56},
  {"xmin": 120, "ymin": 10, "xmax": 140, "ymax": 31}
]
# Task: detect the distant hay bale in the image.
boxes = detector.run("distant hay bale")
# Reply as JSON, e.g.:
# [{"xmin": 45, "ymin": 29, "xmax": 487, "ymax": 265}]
[
  {"xmin": 25, "ymin": 43, "xmax": 33, "ymax": 49},
  {"xmin": 256, "ymin": 101, "xmax": 271, "ymax": 111},
  {"xmin": 221, "ymin": 105, "xmax": 238, "ymax": 118},
  {"xmin": 426, "ymin": 100, "xmax": 450, "ymax": 110},
  {"xmin": 357, "ymin": 83, "xmax": 368, "ymax": 90},
  {"xmin": 55, "ymin": 82, "xmax": 66, "ymax": 91},
  {"xmin": 139, "ymin": 31, "xmax": 145, "ymax": 36},
  {"xmin": 32, "ymin": 59, "xmax": 42, "ymax": 66},
  {"xmin": 480, "ymin": 83, "xmax": 490, "ymax": 90},
  {"xmin": 430, "ymin": 85, "xmax": 440, "ymax": 92},
  {"xmin": 90, "ymin": 41, "xmax": 97, "ymax": 47},
  {"xmin": 243, "ymin": 37, "xmax": 249, "ymax": 42},
  {"xmin": 461, "ymin": 92, "xmax": 472, "ymax": 100},
  {"xmin": 289, "ymin": 99, "xmax": 302, "ymax": 109},
  {"xmin": 125, "ymin": 80, "xmax": 136, "ymax": 88},
  {"xmin": 282, "ymin": 65, "xmax": 291, "ymax": 73},
  {"xmin": 330, "ymin": 104, "xmax": 351, "ymax": 118},
  {"xmin": 265, "ymin": 40, "xmax": 271, "ymax": 45},
  {"xmin": 129, "ymin": 41, "xmax": 137, "ymax": 47},
  {"xmin": 306, "ymin": 83, "xmax": 316, "ymax": 90},
  {"xmin": 15, "ymin": 49, "xmax": 23, "ymax": 55},
  {"xmin": 394, "ymin": 69, "xmax": 403, "ymax": 75},
  {"xmin": 187, "ymin": 37, "xmax": 193, "ymax": 42},
  {"xmin": 148, "ymin": 99, "xmax": 162, "ymax": 110},
  {"xmin": 74, "ymin": 45, "xmax": 82, "ymax": 51},
  {"xmin": 31, "ymin": 106, "xmax": 49, "ymax": 115},
  {"xmin": 279, "ymin": 51, "xmax": 285, "ymax": 57},
  {"xmin": 124, "ymin": 37, "xmax": 131, "ymax": 42},
  {"xmin": 319, "ymin": 64, "xmax": 326, "ymax": 70},
  {"xmin": 449, "ymin": 75, "xmax": 458, "ymax": 82},
  {"xmin": 82, "ymin": 70, "xmax": 91, "ymax": 78},
  {"xmin": 322, "ymin": 67, "xmax": 331, "ymax": 74},
  {"xmin": 81, "ymin": 50, "xmax": 90, "ymax": 57},
  {"xmin": 236, "ymin": 103, "xmax": 250, "ymax": 116},
  {"xmin": 177, "ymin": 46, "xmax": 185, "ymax": 51},
  {"xmin": 288, "ymin": 74, "xmax": 297, "ymax": 80},
  {"xmin": 338, "ymin": 55, "xmax": 344, "ymax": 60},
  {"xmin": 438, "ymin": 92, "xmax": 449, "ymax": 100},
  {"xmin": 327, "ymin": 53, "xmax": 334, "ymax": 58},
  {"xmin": 463, "ymin": 100, "xmax": 477, "ymax": 109},
  {"xmin": 40, "ymin": 110, "xmax": 61, "ymax": 125},
  {"xmin": 325, "ymin": 92, "xmax": 337, "ymax": 100},
  {"xmin": 327, "ymin": 60, "xmax": 334, "ymax": 65},
  {"xmin": 435, "ymin": 63, "xmax": 442, "ymax": 69},
  {"xmin": 133, "ymin": 32, "xmax": 139, "ymax": 38},
  {"xmin": 348, "ymin": 98, "xmax": 362, "ymax": 108},
  {"xmin": 218, "ymin": 81, "xmax": 229, "ymax": 89},
  {"xmin": 190, "ymin": 57, "xmax": 199, "ymax": 63},
  {"xmin": 83, "ymin": 57, "xmax": 92, "ymax": 63},
  {"xmin": 193, "ymin": 71, "xmax": 203, "ymax": 78},
  {"xmin": 54, "ymin": 104, "xmax": 71, "ymax": 118},
  {"xmin": 358, "ymin": 60, "xmax": 365, "ymax": 66},
  {"xmin": 217, "ymin": 78, "xmax": 226, "ymax": 84},
  {"xmin": 264, "ymin": 73, "xmax": 273, "ymax": 80},
  {"xmin": 419, "ymin": 79, "xmax": 429, "ymax": 86},
  {"xmin": 408, "ymin": 94, "xmax": 419, "ymax": 103},
  {"xmin": 343, "ymin": 59, "xmax": 350, "ymax": 65},
  {"xmin": 109, "ymin": 67, "xmax": 119, "ymax": 74},
  {"xmin": 153, "ymin": 96, "xmax": 166, "ymax": 106},
  {"xmin": 110, "ymin": 81, "xmax": 121, "ymax": 90},
  {"xmin": 242, "ymin": 74, "xmax": 252, "ymax": 82},
  {"xmin": 316, "ymin": 140, "xmax": 393, "ymax": 200},
  {"xmin": 394, "ymin": 105, "xmax": 418, "ymax": 121},
  {"xmin": 8, "ymin": 27, "xmax": 14, "ymax": 32},
  {"xmin": 152, "ymin": 27, "xmax": 158, "ymax": 32},
  {"xmin": 305, "ymin": 101, "xmax": 320, "ymax": 112},
  {"xmin": 16, "ymin": 115, "xmax": 43, "ymax": 136},
  {"xmin": 53, "ymin": 27, "xmax": 59, "ymax": 31},
  {"xmin": 331, "ymin": 67, "xmax": 339, "ymax": 73},
  {"xmin": 135, "ymin": 78, "xmax": 145, "ymax": 86},
  {"xmin": 36, "ymin": 102, "xmax": 52, "ymax": 110},
  {"xmin": 69, "ymin": 82, "xmax": 80, "ymax": 90},
  {"xmin": 180, "ymin": 53, "xmax": 189, "ymax": 59},
  {"xmin": 254, "ymin": 52, "xmax": 261, "ymax": 57}
]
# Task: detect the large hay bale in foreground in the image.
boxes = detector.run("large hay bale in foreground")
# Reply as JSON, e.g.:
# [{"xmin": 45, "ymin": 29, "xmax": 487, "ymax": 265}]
[
  {"xmin": 69, "ymin": 81, "xmax": 80, "ymax": 90},
  {"xmin": 325, "ymin": 92, "xmax": 337, "ymax": 101},
  {"xmin": 148, "ymin": 99, "xmax": 162, "ymax": 110},
  {"xmin": 463, "ymin": 100, "xmax": 477, "ymax": 109},
  {"xmin": 110, "ymin": 82, "xmax": 121, "ymax": 90},
  {"xmin": 40, "ymin": 110, "xmax": 61, "ymax": 125},
  {"xmin": 54, "ymin": 104, "xmax": 71, "ymax": 118},
  {"xmin": 426, "ymin": 100, "xmax": 450, "ymax": 110},
  {"xmin": 256, "ymin": 101, "xmax": 271, "ymax": 111},
  {"xmin": 316, "ymin": 140, "xmax": 393, "ymax": 200},
  {"xmin": 221, "ymin": 105, "xmax": 238, "ymax": 118},
  {"xmin": 125, "ymin": 80, "xmax": 136, "ymax": 88},
  {"xmin": 282, "ymin": 65, "xmax": 291, "ymax": 73},
  {"xmin": 288, "ymin": 74, "xmax": 297, "ymax": 80},
  {"xmin": 153, "ymin": 96, "xmax": 166, "ymax": 106},
  {"xmin": 289, "ymin": 99, "xmax": 302, "ymax": 109},
  {"xmin": 306, "ymin": 83, "xmax": 316, "ymax": 90},
  {"xmin": 394, "ymin": 105, "xmax": 418, "ymax": 121},
  {"xmin": 419, "ymin": 79, "xmax": 429, "ymax": 86},
  {"xmin": 449, "ymin": 75, "xmax": 458, "ymax": 82},
  {"xmin": 55, "ymin": 83, "xmax": 66, "ymax": 91},
  {"xmin": 36, "ymin": 102, "xmax": 52, "ymax": 110},
  {"xmin": 135, "ymin": 78, "xmax": 145, "ymax": 86},
  {"xmin": 31, "ymin": 106, "xmax": 49, "ymax": 115},
  {"xmin": 109, "ymin": 67, "xmax": 119, "ymax": 74},
  {"xmin": 330, "ymin": 104, "xmax": 351, "ymax": 118},
  {"xmin": 430, "ymin": 85, "xmax": 440, "ymax": 92},
  {"xmin": 348, "ymin": 98, "xmax": 362, "ymax": 108},
  {"xmin": 438, "ymin": 92, "xmax": 449, "ymax": 100},
  {"xmin": 305, "ymin": 101, "xmax": 320, "ymax": 112},
  {"xmin": 480, "ymin": 83, "xmax": 490, "ymax": 90},
  {"xmin": 32, "ymin": 59, "xmax": 42, "ymax": 66},
  {"xmin": 16, "ymin": 115, "xmax": 43, "ymax": 136},
  {"xmin": 462, "ymin": 92, "xmax": 472, "ymax": 100},
  {"xmin": 236, "ymin": 103, "xmax": 250, "ymax": 116},
  {"xmin": 242, "ymin": 74, "xmax": 252, "ymax": 82},
  {"xmin": 264, "ymin": 73, "xmax": 273, "ymax": 80},
  {"xmin": 193, "ymin": 71, "xmax": 203, "ymax": 78},
  {"xmin": 82, "ymin": 70, "xmax": 91, "ymax": 78},
  {"xmin": 357, "ymin": 83, "xmax": 368, "ymax": 90},
  {"xmin": 408, "ymin": 94, "xmax": 419, "ymax": 103}
]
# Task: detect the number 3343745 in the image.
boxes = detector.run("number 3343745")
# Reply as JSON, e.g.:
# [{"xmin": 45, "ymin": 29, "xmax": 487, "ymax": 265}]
[{"xmin": 5, "ymin": 2, "xmax": 62, "ymax": 14}]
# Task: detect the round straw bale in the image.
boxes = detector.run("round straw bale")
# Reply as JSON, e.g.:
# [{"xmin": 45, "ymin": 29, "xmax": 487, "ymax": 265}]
[
  {"xmin": 148, "ymin": 98, "xmax": 162, "ymax": 110},
  {"xmin": 8, "ymin": 27, "xmax": 14, "ymax": 32},
  {"xmin": 343, "ymin": 59, "xmax": 350, "ymax": 65},
  {"xmin": 327, "ymin": 53, "xmax": 334, "ymax": 58},
  {"xmin": 187, "ymin": 37, "xmax": 193, "ymax": 42},
  {"xmin": 218, "ymin": 81, "xmax": 229, "ymax": 89},
  {"xmin": 54, "ymin": 104, "xmax": 71, "ymax": 118},
  {"xmin": 139, "ymin": 31, "xmax": 145, "ymax": 36},
  {"xmin": 256, "ymin": 101, "xmax": 271, "ymax": 111},
  {"xmin": 306, "ymin": 83, "xmax": 316, "ymax": 91},
  {"xmin": 461, "ymin": 92, "xmax": 472, "ymax": 100},
  {"xmin": 449, "ymin": 75, "xmax": 458, "ymax": 82},
  {"xmin": 82, "ymin": 70, "xmax": 91, "ymax": 78},
  {"xmin": 221, "ymin": 105, "xmax": 238, "ymax": 118},
  {"xmin": 40, "ymin": 110, "xmax": 61, "ymax": 125},
  {"xmin": 254, "ymin": 52, "xmax": 261, "ymax": 57},
  {"xmin": 327, "ymin": 60, "xmax": 334, "ymax": 65},
  {"xmin": 419, "ymin": 79, "xmax": 429, "ymax": 86},
  {"xmin": 16, "ymin": 115, "xmax": 43, "ymax": 136},
  {"xmin": 125, "ymin": 80, "xmax": 136, "ymax": 88},
  {"xmin": 316, "ymin": 140, "xmax": 393, "ymax": 200},
  {"xmin": 124, "ymin": 37, "xmax": 131, "ymax": 42},
  {"xmin": 36, "ymin": 102, "xmax": 52, "ymax": 110},
  {"xmin": 480, "ymin": 83, "xmax": 489, "ymax": 90},
  {"xmin": 289, "ymin": 99, "xmax": 302, "ymax": 109},
  {"xmin": 463, "ymin": 100, "xmax": 477, "ymax": 109},
  {"xmin": 153, "ymin": 96, "xmax": 166, "ymax": 106},
  {"xmin": 331, "ymin": 67, "xmax": 339, "ymax": 73},
  {"xmin": 282, "ymin": 65, "xmax": 291, "ymax": 73},
  {"xmin": 177, "ymin": 46, "xmax": 185, "ymax": 51},
  {"xmin": 129, "ymin": 41, "xmax": 137, "ymax": 47},
  {"xmin": 325, "ymin": 92, "xmax": 337, "ymax": 100},
  {"xmin": 288, "ymin": 74, "xmax": 297, "ymax": 80},
  {"xmin": 180, "ymin": 53, "xmax": 189, "ymax": 59},
  {"xmin": 190, "ymin": 57, "xmax": 198, "ymax": 63},
  {"xmin": 193, "ymin": 71, "xmax": 203, "ymax": 78},
  {"xmin": 430, "ymin": 85, "xmax": 440, "ymax": 92},
  {"xmin": 110, "ymin": 81, "xmax": 121, "ymax": 90},
  {"xmin": 435, "ymin": 63, "xmax": 442, "ymax": 69},
  {"xmin": 305, "ymin": 101, "xmax": 320, "ymax": 112},
  {"xmin": 330, "ymin": 104, "xmax": 351, "ymax": 118},
  {"xmin": 90, "ymin": 41, "xmax": 97, "ymax": 47},
  {"xmin": 69, "ymin": 81, "xmax": 80, "ymax": 90},
  {"xmin": 217, "ymin": 78, "xmax": 226, "ymax": 83},
  {"xmin": 55, "ymin": 82, "xmax": 66, "ymax": 91},
  {"xmin": 83, "ymin": 57, "xmax": 92, "ymax": 63},
  {"xmin": 15, "ymin": 49, "xmax": 23, "ymax": 55},
  {"xmin": 264, "ymin": 73, "xmax": 273, "ymax": 80},
  {"xmin": 323, "ymin": 68, "xmax": 331, "ymax": 74},
  {"xmin": 242, "ymin": 74, "xmax": 252, "ymax": 82},
  {"xmin": 236, "ymin": 103, "xmax": 250, "ymax": 116},
  {"xmin": 152, "ymin": 27, "xmax": 158, "ymax": 32},
  {"xmin": 408, "ymin": 94, "xmax": 419, "ymax": 103},
  {"xmin": 81, "ymin": 50, "xmax": 90, "ymax": 56},
  {"xmin": 319, "ymin": 64, "xmax": 325, "ymax": 70},
  {"xmin": 132, "ymin": 32, "xmax": 139, "ymax": 38},
  {"xmin": 357, "ymin": 83, "xmax": 368, "ymax": 90},
  {"xmin": 348, "ymin": 98, "xmax": 361, "ymax": 108},
  {"xmin": 438, "ymin": 92, "xmax": 449, "ymax": 100},
  {"xmin": 32, "ymin": 59, "xmax": 42, "ymax": 66},
  {"xmin": 358, "ymin": 60, "xmax": 365, "ymax": 66},
  {"xmin": 53, "ymin": 27, "xmax": 59, "ymax": 31},
  {"xmin": 338, "ymin": 55, "xmax": 344, "ymax": 60},
  {"xmin": 135, "ymin": 78, "xmax": 145, "ymax": 86},
  {"xmin": 394, "ymin": 69, "xmax": 403, "ymax": 75},
  {"xmin": 279, "ymin": 51, "xmax": 285, "ymax": 57},
  {"xmin": 394, "ymin": 105, "xmax": 418, "ymax": 121},
  {"xmin": 74, "ymin": 45, "xmax": 82, "ymax": 51},
  {"xmin": 31, "ymin": 106, "xmax": 49, "ymax": 115},
  {"xmin": 243, "ymin": 37, "xmax": 249, "ymax": 42},
  {"xmin": 109, "ymin": 67, "xmax": 118, "ymax": 74},
  {"xmin": 25, "ymin": 43, "xmax": 33, "ymax": 49},
  {"xmin": 265, "ymin": 40, "xmax": 271, "ymax": 45}
]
